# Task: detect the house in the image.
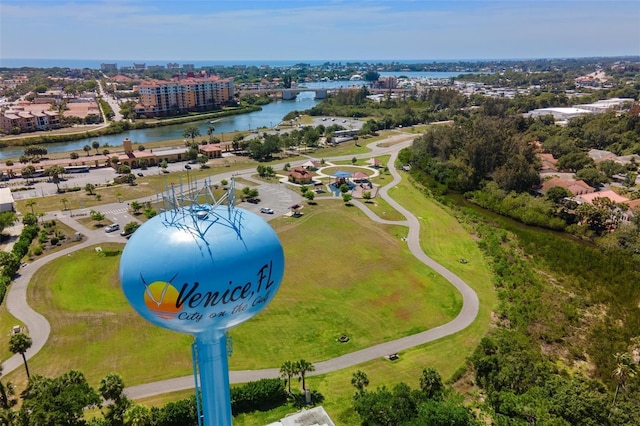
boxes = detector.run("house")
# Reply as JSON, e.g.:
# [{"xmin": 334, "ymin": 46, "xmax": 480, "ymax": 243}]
[
  {"xmin": 538, "ymin": 153, "xmax": 558, "ymax": 173},
  {"xmin": 539, "ymin": 177, "xmax": 595, "ymax": 196},
  {"xmin": 588, "ymin": 149, "xmax": 617, "ymax": 164},
  {"xmin": 576, "ymin": 190, "xmax": 630, "ymax": 205},
  {"xmin": 288, "ymin": 167, "xmax": 314, "ymax": 185}
]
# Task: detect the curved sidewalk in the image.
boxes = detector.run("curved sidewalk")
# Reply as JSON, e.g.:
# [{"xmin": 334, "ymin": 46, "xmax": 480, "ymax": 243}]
[
  {"xmin": 2, "ymin": 133, "xmax": 480, "ymax": 401},
  {"xmin": 124, "ymin": 141, "xmax": 480, "ymax": 399}
]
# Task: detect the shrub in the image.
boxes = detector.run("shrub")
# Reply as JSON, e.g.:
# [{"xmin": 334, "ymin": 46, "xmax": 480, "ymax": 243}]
[
  {"xmin": 33, "ymin": 246, "xmax": 43, "ymax": 256},
  {"xmin": 0, "ymin": 275, "xmax": 10, "ymax": 304},
  {"xmin": 231, "ymin": 378, "xmax": 287, "ymax": 414}
]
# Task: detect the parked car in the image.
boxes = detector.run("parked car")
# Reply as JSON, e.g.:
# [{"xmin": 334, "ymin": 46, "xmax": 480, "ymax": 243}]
[
  {"xmin": 260, "ymin": 207, "xmax": 274, "ymax": 214},
  {"xmin": 105, "ymin": 224, "xmax": 120, "ymax": 233},
  {"xmin": 137, "ymin": 172, "xmax": 144, "ymax": 177},
  {"xmin": 246, "ymin": 198, "xmax": 260, "ymax": 204}
]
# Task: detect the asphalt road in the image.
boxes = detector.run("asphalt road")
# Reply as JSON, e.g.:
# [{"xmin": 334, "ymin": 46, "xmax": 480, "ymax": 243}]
[{"xmin": 2, "ymin": 131, "xmax": 480, "ymax": 401}]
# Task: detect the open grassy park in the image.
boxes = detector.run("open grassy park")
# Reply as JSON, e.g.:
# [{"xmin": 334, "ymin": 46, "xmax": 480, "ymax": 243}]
[
  {"xmin": 1, "ymin": 126, "xmax": 497, "ymax": 423},
  {"xmin": 3, "ymin": 162, "xmax": 497, "ymax": 423}
]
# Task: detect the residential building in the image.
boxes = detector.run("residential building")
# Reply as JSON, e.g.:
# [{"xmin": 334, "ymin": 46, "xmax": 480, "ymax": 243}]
[
  {"xmin": 0, "ymin": 108, "xmax": 60, "ymax": 133},
  {"xmin": 577, "ymin": 189, "xmax": 629, "ymax": 205},
  {"xmin": 135, "ymin": 75, "xmax": 234, "ymax": 117},
  {"xmin": 539, "ymin": 177, "xmax": 595, "ymax": 196},
  {"xmin": 373, "ymin": 76, "xmax": 397, "ymax": 89},
  {"xmin": 538, "ymin": 153, "xmax": 558, "ymax": 173},
  {"xmin": 588, "ymin": 149, "xmax": 618, "ymax": 164},
  {"xmin": 101, "ymin": 63, "xmax": 118, "ymax": 71}
]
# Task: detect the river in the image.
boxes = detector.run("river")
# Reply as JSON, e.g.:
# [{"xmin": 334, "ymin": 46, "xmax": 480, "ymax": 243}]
[
  {"xmin": 0, "ymin": 92, "xmax": 320, "ymax": 160},
  {"xmin": 0, "ymin": 72, "xmax": 466, "ymax": 160}
]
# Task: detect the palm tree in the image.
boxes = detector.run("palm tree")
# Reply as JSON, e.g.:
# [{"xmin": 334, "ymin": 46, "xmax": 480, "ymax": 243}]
[
  {"xmin": 99, "ymin": 372, "xmax": 126, "ymax": 402},
  {"xmin": 351, "ymin": 370, "xmax": 369, "ymax": 393},
  {"xmin": 125, "ymin": 405, "xmax": 151, "ymax": 426},
  {"xmin": 45, "ymin": 165, "xmax": 64, "ymax": 192},
  {"xmin": 0, "ymin": 379, "xmax": 16, "ymax": 410},
  {"xmin": 61, "ymin": 197, "xmax": 68, "ymax": 211},
  {"xmin": 9, "ymin": 332, "xmax": 32, "ymax": 379},
  {"xmin": 207, "ymin": 125, "xmax": 216, "ymax": 143},
  {"xmin": 279, "ymin": 361, "xmax": 297, "ymax": 394},
  {"xmin": 83, "ymin": 144, "xmax": 91, "ymax": 156},
  {"xmin": 92, "ymin": 140, "xmax": 100, "ymax": 154},
  {"xmin": 26, "ymin": 199, "xmax": 36, "ymax": 215},
  {"xmin": 295, "ymin": 359, "xmax": 315, "ymax": 391},
  {"xmin": 0, "ymin": 362, "xmax": 17, "ymax": 410},
  {"xmin": 612, "ymin": 352, "xmax": 636, "ymax": 407}
]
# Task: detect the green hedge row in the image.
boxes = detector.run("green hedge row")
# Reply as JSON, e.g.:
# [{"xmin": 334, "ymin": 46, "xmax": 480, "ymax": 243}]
[{"xmin": 0, "ymin": 224, "xmax": 39, "ymax": 305}]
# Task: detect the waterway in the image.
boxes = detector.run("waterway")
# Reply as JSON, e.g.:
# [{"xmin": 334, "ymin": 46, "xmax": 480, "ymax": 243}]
[
  {"xmin": 0, "ymin": 92, "xmax": 320, "ymax": 160},
  {"xmin": 0, "ymin": 71, "xmax": 467, "ymax": 160}
]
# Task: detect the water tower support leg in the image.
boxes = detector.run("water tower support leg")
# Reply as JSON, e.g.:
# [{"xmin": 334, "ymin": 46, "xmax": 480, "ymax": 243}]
[{"xmin": 196, "ymin": 332, "xmax": 232, "ymax": 426}]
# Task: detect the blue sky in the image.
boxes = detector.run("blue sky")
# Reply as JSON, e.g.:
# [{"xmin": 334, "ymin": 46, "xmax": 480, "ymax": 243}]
[{"xmin": 1, "ymin": 0, "xmax": 639, "ymax": 62}]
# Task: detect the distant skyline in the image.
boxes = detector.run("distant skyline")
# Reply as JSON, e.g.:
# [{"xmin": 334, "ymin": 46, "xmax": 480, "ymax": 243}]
[{"xmin": 1, "ymin": 0, "xmax": 639, "ymax": 66}]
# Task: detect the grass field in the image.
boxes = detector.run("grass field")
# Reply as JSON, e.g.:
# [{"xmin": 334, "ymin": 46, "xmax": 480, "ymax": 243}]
[
  {"xmin": 2, "ymin": 131, "xmax": 496, "ymax": 424},
  {"xmin": 0, "ymin": 306, "xmax": 23, "ymax": 362},
  {"xmin": 5, "ymin": 199, "xmax": 464, "ymax": 390},
  {"xmin": 124, "ymin": 178, "xmax": 498, "ymax": 425}
]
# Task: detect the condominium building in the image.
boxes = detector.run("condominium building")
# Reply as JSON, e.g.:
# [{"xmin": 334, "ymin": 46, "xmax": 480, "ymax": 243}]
[
  {"xmin": 135, "ymin": 75, "xmax": 234, "ymax": 117},
  {"xmin": 0, "ymin": 108, "xmax": 60, "ymax": 134}
]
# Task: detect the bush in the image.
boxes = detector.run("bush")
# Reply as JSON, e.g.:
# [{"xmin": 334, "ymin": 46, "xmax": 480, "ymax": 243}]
[
  {"xmin": 23, "ymin": 213, "xmax": 38, "ymax": 226},
  {"xmin": 231, "ymin": 378, "xmax": 287, "ymax": 414},
  {"xmin": 0, "ymin": 275, "xmax": 10, "ymax": 304},
  {"xmin": 58, "ymin": 186, "xmax": 82, "ymax": 193},
  {"xmin": 33, "ymin": 245, "xmax": 43, "ymax": 256}
]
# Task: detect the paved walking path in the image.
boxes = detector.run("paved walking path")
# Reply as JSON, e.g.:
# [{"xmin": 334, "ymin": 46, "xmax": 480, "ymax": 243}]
[{"xmin": 2, "ymin": 131, "xmax": 480, "ymax": 401}]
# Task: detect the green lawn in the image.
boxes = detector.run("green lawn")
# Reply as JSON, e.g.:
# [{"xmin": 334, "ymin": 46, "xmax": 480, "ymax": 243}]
[
  {"xmin": 3, "ymin": 155, "xmax": 497, "ymax": 425},
  {"xmin": 0, "ymin": 305, "xmax": 23, "ymax": 361},
  {"xmin": 6, "ymin": 200, "xmax": 464, "ymax": 391}
]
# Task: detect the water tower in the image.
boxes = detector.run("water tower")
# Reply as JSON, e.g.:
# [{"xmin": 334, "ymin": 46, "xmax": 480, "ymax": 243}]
[{"xmin": 120, "ymin": 178, "xmax": 284, "ymax": 425}]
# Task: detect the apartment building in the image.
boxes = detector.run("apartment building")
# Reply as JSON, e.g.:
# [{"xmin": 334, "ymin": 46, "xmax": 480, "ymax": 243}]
[
  {"xmin": 135, "ymin": 75, "xmax": 234, "ymax": 117},
  {"xmin": 0, "ymin": 108, "xmax": 60, "ymax": 134}
]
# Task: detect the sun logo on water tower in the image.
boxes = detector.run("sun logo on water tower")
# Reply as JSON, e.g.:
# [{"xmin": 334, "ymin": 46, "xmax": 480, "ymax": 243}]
[{"xmin": 140, "ymin": 273, "xmax": 182, "ymax": 320}]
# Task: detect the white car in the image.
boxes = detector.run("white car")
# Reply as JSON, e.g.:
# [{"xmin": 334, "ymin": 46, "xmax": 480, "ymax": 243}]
[
  {"xmin": 105, "ymin": 224, "xmax": 120, "ymax": 233},
  {"xmin": 260, "ymin": 207, "xmax": 274, "ymax": 214}
]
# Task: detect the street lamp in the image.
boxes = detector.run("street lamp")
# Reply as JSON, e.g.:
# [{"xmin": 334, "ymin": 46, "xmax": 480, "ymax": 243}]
[{"xmin": 185, "ymin": 164, "xmax": 192, "ymax": 191}]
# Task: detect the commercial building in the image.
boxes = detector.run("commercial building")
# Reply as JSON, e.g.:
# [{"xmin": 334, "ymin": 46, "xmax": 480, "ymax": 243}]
[
  {"xmin": 0, "ymin": 188, "xmax": 15, "ymax": 212},
  {"xmin": 135, "ymin": 74, "xmax": 234, "ymax": 118}
]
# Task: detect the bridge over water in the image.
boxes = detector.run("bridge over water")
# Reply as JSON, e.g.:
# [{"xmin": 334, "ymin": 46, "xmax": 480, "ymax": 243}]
[{"xmin": 237, "ymin": 87, "xmax": 411, "ymax": 100}]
